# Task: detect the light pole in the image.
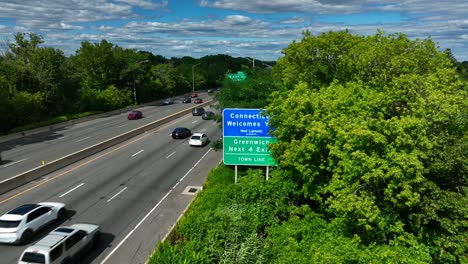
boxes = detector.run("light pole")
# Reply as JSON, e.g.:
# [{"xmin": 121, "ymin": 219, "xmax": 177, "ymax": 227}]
[
  {"xmin": 192, "ymin": 63, "xmax": 200, "ymax": 92},
  {"xmin": 246, "ymin": 57, "xmax": 255, "ymax": 68}
]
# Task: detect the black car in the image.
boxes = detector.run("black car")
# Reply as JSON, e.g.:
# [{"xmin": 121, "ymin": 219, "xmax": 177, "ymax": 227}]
[
  {"xmin": 192, "ymin": 107, "xmax": 205, "ymax": 116},
  {"xmin": 182, "ymin": 97, "xmax": 191, "ymax": 103},
  {"xmin": 202, "ymin": 111, "xmax": 215, "ymax": 120},
  {"xmin": 172, "ymin": 127, "xmax": 191, "ymax": 139}
]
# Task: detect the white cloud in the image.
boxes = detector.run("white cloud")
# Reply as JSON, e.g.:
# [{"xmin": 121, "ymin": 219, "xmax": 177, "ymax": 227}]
[
  {"xmin": 0, "ymin": 0, "xmax": 467, "ymax": 61},
  {"xmin": 199, "ymin": 0, "xmax": 363, "ymax": 14},
  {"xmin": 281, "ymin": 16, "xmax": 306, "ymax": 24}
]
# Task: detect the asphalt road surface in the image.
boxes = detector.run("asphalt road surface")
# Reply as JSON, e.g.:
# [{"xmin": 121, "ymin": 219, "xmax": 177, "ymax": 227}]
[
  {"xmin": 0, "ymin": 105, "xmax": 223, "ymax": 264},
  {"xmin": 0, "ymin": 92, "xmax": 214, "ymax": 182}
]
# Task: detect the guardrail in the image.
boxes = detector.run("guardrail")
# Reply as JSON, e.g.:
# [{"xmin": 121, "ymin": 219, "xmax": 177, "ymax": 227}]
[{"xmin": 0, "ymin": 100, "xmax": 214, "ymax": 195}]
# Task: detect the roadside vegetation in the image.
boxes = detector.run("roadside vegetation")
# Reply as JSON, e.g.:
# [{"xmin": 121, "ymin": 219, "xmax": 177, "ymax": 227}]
[
  {"xmin": 150, "ymin": 30, "xmax": 467, "ymax": 263},
  {"xmin": 0, "ymin": 32, "xmax": 274, "ymax": 135}
]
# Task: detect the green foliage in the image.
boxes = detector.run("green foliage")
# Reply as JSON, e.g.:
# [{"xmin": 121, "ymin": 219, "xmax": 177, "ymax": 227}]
[
  {"xmin": 0, "ymin": 32, "xmax": 274, "ymax": 133},
  {"xmin": 265, "ymin": 206, "xmax": 432, "ymax": 263},
  {"xmin": 11, "ymin": 91, "xmax": 45, "ymax": 123},
  {"xmin": 151, "ymin": 166, "xmax": 300, "ymax": 264},
  {"xmin": 216, "ymin": 68, "xmax": 278, "ymax": 109},
  {"xmin": 211, "ymin": 138, "xmax": 223, "ymax": 151},
  {"xmin": 268, "ymin": 30, "xmax": 467, "ymax": 262},
  {"xmin": 98, "ymin": 85, "xmax": 133, "ymax": 111}
]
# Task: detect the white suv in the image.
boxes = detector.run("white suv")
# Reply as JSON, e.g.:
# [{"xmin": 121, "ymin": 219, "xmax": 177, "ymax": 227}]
[
  {"xmin": 0, "ymin": 202, "xmax": 66, "ymax": 244},
  {"xmin": 18, "ymin": 223, "xmax": 100, "ymax": 264}
]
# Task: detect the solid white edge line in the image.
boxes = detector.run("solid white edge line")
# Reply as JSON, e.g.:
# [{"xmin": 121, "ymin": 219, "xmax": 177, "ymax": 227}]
[
  {"xmin": 131, "ymin": 149, "xmax": 144, "ymax": 157},
  {"xmin": 166, "ymin": 151, "xmax": 176, "ymax": 159},
  {"xmin": 107, "ymin": 187, "xmax": 128, "ymax": 202},
  {"xmin": 100, "ymin": 147, "xmax": 213, "ymax": 264},
  {"xmin": 59, "ymin": 183, "xmax": 84, "ymax": 198},
  {"xmin": 1, "ymin": 158, "xmax": 27, "ymax": 168}
]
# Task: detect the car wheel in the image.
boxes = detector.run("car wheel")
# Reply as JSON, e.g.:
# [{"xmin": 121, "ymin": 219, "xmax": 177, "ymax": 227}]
[
  {"xmin": 20, "ymin": 230, "xmax": 34, "ymax": 244},
  {"xmin": 57, "ymin": 208, "xmax": 66, "ymax": 220}
]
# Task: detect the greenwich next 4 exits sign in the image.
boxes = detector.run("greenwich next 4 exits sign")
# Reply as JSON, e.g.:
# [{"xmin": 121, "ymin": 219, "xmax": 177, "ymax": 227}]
[{"xmin": 223, "ymin": 108, "xmax": 277, "ymax": 166}]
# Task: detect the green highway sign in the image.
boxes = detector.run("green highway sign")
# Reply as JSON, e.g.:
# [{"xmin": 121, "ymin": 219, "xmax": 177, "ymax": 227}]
[
  {"xmin": 227, "ymin": 71, "xmax": 247, "ymax": 81},
  {"xmin": 223, "ymin": 108, "xmax": 277, "ymax": 166},
  {"xmin": 223, "ymin": 136, "xmax": 277, "ymax": 165}
]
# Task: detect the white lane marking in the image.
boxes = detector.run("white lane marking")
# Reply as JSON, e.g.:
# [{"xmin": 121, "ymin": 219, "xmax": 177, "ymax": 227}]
[
  {"xmin": 131, "ymin": 149, "xmax": 144, "ymax": 157},
  {"xmin": 1, "ymin": 158, "xmax": 27, "ymax": 168},
  {"xmin": 201, "ymin": 128, "xmax": 207, "ymax": 132},
  {"xmin": 100, "ymin": 148, "xmax": 212, "ymax": 264},
  {"xmin": 107, "ymin": 187, "xmax": 128, "ymax": 202},
  {"xmin": 118, "ymin": 124, "xmax": 128, "ymax": 128},
  {"xmin": 76, "ymin": 136, "xmax": 90, "ymax": 142},
  {"xmin": 192, "ymin": 120, "xmax": 198, "ymax": 124},
  {"xmin": 166, "ymin": 151, "xmax": 176, "ymax": 159},
  {"xmin": 59, "ymin": 183, "xmax": 84, "ymax": 198}
]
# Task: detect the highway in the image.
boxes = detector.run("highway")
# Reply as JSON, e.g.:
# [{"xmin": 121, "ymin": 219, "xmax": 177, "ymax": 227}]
[
  {"xmin": 0, "ymin": 92, "xmax": 214, "ymax": 182},
  {"xmin": 0, "ymin": 98, "xmax": 223, "ymax": 264}
]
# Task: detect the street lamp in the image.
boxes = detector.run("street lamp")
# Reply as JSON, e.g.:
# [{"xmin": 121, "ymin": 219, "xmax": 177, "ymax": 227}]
[
  {"xmin": 192, "ymin": 63, "xmax": 200, "ymax": 92},
  {"xmin": 246, "ymin": 57, "xmax": 255, "ymax": 68}
]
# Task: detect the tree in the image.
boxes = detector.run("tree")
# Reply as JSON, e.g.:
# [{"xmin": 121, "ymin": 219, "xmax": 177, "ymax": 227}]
[
  {"xmin": 267, "ymin": 30, "xmax": 467, "ymax": 262},
  {"xmin": 73, "ymin": 40, "xmax": 122, "ymax": 91}
]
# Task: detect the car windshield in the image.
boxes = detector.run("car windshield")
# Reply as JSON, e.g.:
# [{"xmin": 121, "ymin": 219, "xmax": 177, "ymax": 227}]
[
  {"xmin": 191, "ymin": 136, "xmax": 201, "ymax": 140},
  {"xmin": 130, "ymin": 111, "xmax": 139, "ymax": 115},
  {"xmin": 21, "ymin": 252, "xmax": 46, "ymax": 264},
  {"xmin": 0, "ymin": 220, "xmax": 21, "ymax": 228}
]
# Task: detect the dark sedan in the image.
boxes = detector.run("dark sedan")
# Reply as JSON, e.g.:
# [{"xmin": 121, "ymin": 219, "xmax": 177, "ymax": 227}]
[
  {"xmin": 202, "ymin": 111, "xmax": 215, "ymax": 120},
  {"xmin": 182, "ymin": 97, "xmax": 191, "ymax": 103},
  {"xmin": 192, "ymin": 107, "xmax": 205, "ymax": 116},
  {"xmin": 127, "ymin": 110, "xmax": 143, "ymax": 120},
  {"xmin": 172, "ymin": 127, "xmax": 191, "ymax": 139},
  {"xmin": 194, "ymin": 98, "xmax": 203, "ymax": 104}
]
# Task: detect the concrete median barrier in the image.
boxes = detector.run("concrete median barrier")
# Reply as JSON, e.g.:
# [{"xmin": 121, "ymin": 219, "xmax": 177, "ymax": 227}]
[{"xmin": 0, "ymin": 100, "xmax": 214, "ymax": 195}]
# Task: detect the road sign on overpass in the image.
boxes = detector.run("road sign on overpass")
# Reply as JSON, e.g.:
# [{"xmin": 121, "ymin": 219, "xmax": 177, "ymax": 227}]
[{"xmin": 227, "ymin": 71, "xmax": 247, "ymax": 81}]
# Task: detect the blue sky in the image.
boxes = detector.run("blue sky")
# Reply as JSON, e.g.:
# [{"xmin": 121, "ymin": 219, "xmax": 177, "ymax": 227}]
[{"xmin": 0, "ymin": 0, "xmax": 467, "ymax": 61}]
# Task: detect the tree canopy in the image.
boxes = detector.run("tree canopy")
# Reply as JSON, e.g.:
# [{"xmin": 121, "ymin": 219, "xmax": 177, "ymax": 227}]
[
  {"xmin": 0, "ymin": 32, "xmax": 267, "ymax": 134},
  {"xmin": 267, "ymin": 30, "xmax": 467, "ymax": 262}
]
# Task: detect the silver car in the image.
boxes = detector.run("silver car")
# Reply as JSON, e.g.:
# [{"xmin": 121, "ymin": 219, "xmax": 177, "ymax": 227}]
[{"xmin": 0, "ymin": 202, "xmax": 66, "ymax": 244}]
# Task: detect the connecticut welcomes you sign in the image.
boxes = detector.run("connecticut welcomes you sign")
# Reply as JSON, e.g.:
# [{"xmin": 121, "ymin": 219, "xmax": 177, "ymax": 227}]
[{"xmin": 222, "ymin": 108, "xmax": 277, "ymax": 166}]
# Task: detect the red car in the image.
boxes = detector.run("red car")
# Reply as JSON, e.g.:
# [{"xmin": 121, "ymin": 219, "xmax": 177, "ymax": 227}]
[
  {"xmin": 127, "ymin": 110, "xmax": 143, "ymax": 120},
  {"xmin": 194, "ymin": 98, "xmax": 203, "ymax": 104},
  {"xmin": 191, "ymin": 93, "xmax": 198, "ymax": 98}
]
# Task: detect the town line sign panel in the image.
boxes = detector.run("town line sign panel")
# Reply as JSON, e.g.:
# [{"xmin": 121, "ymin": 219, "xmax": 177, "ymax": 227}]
[{"xmin": 222, "ymin": 108, "xmax": 277, "ymax": 166}]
